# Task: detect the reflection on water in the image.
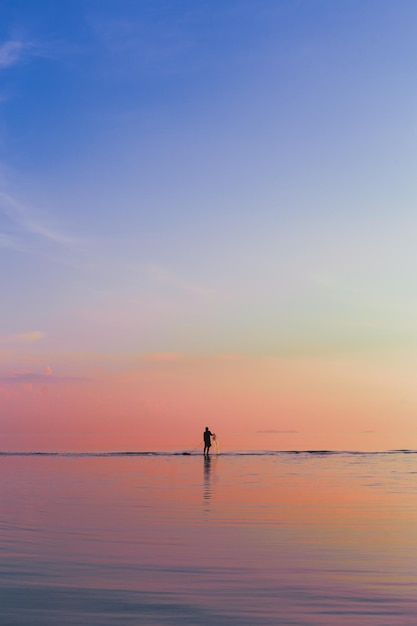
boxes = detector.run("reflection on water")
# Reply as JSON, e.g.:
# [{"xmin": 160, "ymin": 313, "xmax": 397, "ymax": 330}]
[
  {"xmin": 0, "ymin": 453, "xmax": 417, "ymax": 624},
  {"xmin": 203, "ymin": 454, "xmax": 212, "ymax": 505}
]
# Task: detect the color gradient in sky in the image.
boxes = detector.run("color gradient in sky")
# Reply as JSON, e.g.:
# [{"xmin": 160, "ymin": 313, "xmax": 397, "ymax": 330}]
[{"xmin": 1, "ymin": 0, "xmax": 417, "ymax": 451}]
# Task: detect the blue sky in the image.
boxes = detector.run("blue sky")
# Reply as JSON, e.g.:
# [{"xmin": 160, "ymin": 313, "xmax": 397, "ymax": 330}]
[
  {"xmin": 2, "ymin": 1, "xmax": 417, "ymax": 451},
  {"xmin": 1, "ymin": 0, "xmax": 417, "ymax": 357}
]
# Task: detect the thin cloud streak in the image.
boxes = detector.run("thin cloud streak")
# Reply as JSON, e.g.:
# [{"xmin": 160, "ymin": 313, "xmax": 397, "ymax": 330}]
[
  {"xmin": 0, "ymin": 373, "xmax": 91, "ymax": 384},
  {"xmin": 0, "ymin": 331, "xmax": 45, "ymax": 346},
  {"xmin": 0, "ymin": 40, "xmax": 29, "ymax": 68},
  {"xmin": 0, "ymin": 37, "xmax": 56, "ymax": 69},
  {"xmin": 146, "ymin": 263, "xmax": 215, "ymax": 298},
  {"xmin": 0, "ymin": 232, "xmax": 24, "ymax": 251},
  {"xmin": 141, "ymin": 352, "xmax": 186, "ymax": 364},
  {"xmin": 0, "ymin": 191, "xmax": 82, "ymax": 246},
  {"xmin": 256, "ymin": 429, "xmax": 299, "ymax": 434}
]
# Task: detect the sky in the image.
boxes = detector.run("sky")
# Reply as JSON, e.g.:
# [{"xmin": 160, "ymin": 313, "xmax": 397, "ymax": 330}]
[{"xmin": 1, "ymin": 0, "xmax": 417, "ymax": 451}]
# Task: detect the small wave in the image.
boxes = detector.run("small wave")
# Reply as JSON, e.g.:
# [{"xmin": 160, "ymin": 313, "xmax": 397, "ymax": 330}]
[{"xmin": 0, "ymin": 449, "xmax": 416, "ymax": 458}]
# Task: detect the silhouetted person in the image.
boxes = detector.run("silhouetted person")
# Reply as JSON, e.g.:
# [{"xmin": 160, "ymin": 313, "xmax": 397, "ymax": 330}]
[{"xmin": 203, "ymin": 427, "xmax": 214, "ymax": 456}]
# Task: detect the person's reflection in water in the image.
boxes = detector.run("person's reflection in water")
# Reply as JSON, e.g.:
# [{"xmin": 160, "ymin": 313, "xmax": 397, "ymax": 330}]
[{"xmin": 203, "ymin": 454, "xmax": 212, "ymax": 506}]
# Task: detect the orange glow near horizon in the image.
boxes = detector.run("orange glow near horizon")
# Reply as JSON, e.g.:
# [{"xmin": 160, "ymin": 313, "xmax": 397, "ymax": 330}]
[{"xmin": 1, "ymin": 350, "xmax": 416, "ymax": 452}]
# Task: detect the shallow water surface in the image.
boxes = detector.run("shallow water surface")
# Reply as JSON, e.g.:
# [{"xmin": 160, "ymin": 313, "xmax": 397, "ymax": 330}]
[{"xmin": 1, "ymin": 451, "xmax": 417, "ymax": 624}]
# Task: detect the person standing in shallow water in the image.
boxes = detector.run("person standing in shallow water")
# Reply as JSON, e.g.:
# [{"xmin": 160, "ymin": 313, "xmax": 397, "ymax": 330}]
[{"xmin": 203, "ymin": 427, "xmax": 214, "ymax": 456}]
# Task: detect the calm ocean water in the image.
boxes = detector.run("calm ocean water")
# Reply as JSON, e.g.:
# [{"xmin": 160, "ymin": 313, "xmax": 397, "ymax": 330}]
[{"xmin": 0, "ymin": 450, "xmax": 416, "ymax": 625}]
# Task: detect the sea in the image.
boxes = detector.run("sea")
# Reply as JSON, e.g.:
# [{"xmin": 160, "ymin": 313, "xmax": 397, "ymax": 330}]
[{"xmin": 0, "ymin": 450, "xmax": 416, "ymax": 625}]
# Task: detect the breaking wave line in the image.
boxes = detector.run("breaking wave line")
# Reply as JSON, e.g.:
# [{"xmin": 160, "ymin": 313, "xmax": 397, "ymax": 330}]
[{"xmin": 0, "ymin": 450, "xmax": 416, "ymax": 458}]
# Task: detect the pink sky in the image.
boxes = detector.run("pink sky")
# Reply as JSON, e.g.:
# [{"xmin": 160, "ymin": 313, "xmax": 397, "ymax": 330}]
[
  {"xmin": 2, "ymin": 3, "xmax": 417, "ymax": 453},
  {"xmin": 1, "ymin": 349, "xmax": 416, "ymax": 452}
]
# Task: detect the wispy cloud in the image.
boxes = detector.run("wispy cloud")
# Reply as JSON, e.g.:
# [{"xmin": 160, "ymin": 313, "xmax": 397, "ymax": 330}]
[
  {"xmin": 0, "ymin": 39, "xmax": 29, "ymax": 68},
  {"xmin": 0, "ymin": 34, "xmax": 51, "ymax": 69},
  {"xmin": 86, "ymin": 14, "xmax": 195, "ymax": 75},
  {"xmin": 256, "ymin": 429, "xmax": 298, "ymax": 434},
  {"xmin": 0, "ymin": 191, "xmax": 82, "ymax": 246},
  {"xmin": 0, "ymin": 33, "xmax": 57, "ymax": 69},
  {"xmin": 0, "ymin": 372, "xmax": 90, "ymax": 384},
  {"xmin": 141, "ymin": 352, "xmax": 186, "ymax": 364},
  {"xmin": 146, "ymin": 263, "xmax": 215, "ymax": 298},
  {"xmin": 0, "ymin": 331, "xmax": 45, "ymax": 346},
  {"xmin": 86, "ymin": 4, "xmax": 265, "ymax": 78},
  {"xmin": 0, "ymin": 232, "xmax": 24, "ymax": 251}
]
